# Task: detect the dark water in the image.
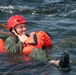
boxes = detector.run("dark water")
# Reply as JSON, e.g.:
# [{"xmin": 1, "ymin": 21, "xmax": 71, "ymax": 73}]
[{"xmin": 0, "ymin": 0, "xmax": 76, "ymax": 75}]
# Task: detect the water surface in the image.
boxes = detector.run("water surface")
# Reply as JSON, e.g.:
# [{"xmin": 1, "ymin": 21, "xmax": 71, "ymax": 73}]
[{"xmin": 0, "ymin": 0, "xmax": 76, "ymax": 75}]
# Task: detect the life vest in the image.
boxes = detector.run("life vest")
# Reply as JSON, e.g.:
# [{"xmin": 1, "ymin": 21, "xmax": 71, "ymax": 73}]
[
  {"xmin": 39, "ymin": 31, "xmax": 52, "ymax": 47},
  {"xmin": 21, "ymin": 31, "xmax": 52, "ymax": 55},
  {"xmin": 0, "ymin": 31, "xmax": 52, "ymax": 55},
  {"xmin": 0, "ymin": 39, "xmax": 6, "ymax": 53}
]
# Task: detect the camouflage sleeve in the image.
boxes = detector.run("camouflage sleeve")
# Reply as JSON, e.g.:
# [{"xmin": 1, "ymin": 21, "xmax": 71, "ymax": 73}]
[
  {"xmin": 5, "ymin": 37, "xmax": 23, "ymax": 53},
  {"xmin": 29, "ymin": 48, "xmax": 52, "ymax": 62}
]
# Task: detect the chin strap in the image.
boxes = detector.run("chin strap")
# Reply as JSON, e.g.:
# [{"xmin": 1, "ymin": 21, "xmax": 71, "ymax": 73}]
[{"xmin": 14, "ymin": 28, "xmax": 19, "ymax": 35}]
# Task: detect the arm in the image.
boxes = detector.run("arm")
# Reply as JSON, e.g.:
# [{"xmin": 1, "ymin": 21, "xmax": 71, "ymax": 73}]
[{"xmin": 5, "ymin": 37, "xmax": 23, "ymax": 53}]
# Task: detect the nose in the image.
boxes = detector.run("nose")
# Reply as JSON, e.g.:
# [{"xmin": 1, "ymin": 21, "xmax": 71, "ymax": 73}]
[{"xmin": 23, "ymin": 27, "xmax": 26, "ymax": 31}]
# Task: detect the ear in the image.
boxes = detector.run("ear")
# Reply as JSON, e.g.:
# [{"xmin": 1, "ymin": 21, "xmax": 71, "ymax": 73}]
[{"xmin": 11, "ymin": 28, "xmax": 15, "ymax": 33}]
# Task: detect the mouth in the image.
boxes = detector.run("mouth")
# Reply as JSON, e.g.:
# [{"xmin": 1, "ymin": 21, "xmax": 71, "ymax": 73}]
[{"xmin": 21, "ymin": 31, "xmax": 26, "ymax": 34}]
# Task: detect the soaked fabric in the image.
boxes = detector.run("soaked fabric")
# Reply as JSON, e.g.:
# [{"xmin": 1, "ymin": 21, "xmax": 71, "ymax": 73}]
[
  {"xmin": 29, "ymin": 48, "xmax": 51, "ymax": 62},
  {"xmin": 5, "ymin": 36, "xmax": 23, "ymax": 53},
  {"xmin": 56, "ymin": 38, "xmax": 76, "ymax": 47}
]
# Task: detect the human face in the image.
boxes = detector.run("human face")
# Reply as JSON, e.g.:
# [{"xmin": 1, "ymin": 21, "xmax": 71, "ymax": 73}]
[{"xmin": 14, "ymin": 24, "xmax": 26, "ymax": 35}]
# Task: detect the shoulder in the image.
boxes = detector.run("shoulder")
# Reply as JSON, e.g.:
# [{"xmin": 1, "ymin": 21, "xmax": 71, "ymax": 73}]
[{"xmin": 5, "ymin": 36, "xmax": 18, "ymax": 42}]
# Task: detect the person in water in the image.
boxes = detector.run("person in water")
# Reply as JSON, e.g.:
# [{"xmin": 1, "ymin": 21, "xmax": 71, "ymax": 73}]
[{"xmin": 5, "ymin": 15, "xmax": 69, "ymax": 68}]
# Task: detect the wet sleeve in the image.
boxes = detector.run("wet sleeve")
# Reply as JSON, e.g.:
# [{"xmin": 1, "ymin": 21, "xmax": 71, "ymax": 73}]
[
  {"xmin": 5, "ymin": 37, "xmax": 23, "ymax": 53},
  {"xmin": 29, "ymin": 48, "xmax": 52, "ymax": 62}
]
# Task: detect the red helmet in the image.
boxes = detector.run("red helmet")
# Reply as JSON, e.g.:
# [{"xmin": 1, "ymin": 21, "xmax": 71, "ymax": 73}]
[{"xmin": 7, "ymin": 15, "xmax": 27, "ymax": 31}]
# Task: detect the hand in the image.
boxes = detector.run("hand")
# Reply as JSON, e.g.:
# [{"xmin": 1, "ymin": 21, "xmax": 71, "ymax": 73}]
[
  {"xmin": 13, "ymin": 30, "xmax": 28, "ymax": 43},
  {"xmin": 29, "ymin": 32, "xmax": 36, "ymax": 36},
  {"xmin": 18, "ymin": 35, "xmax": 28, "ymax": 43}
]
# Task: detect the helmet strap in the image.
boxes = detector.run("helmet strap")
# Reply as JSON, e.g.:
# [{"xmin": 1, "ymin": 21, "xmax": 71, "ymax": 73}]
[
  {"xmin": 10, "ymin": 28, "xmax": 15, "ymax": 35},
  {"xmin": 10, "ymin": 28, "xmax": 19, "ymax": 35},
  {"xmin": 14, "ymin": 28, "xmax": 19, "ymax": 35}
]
